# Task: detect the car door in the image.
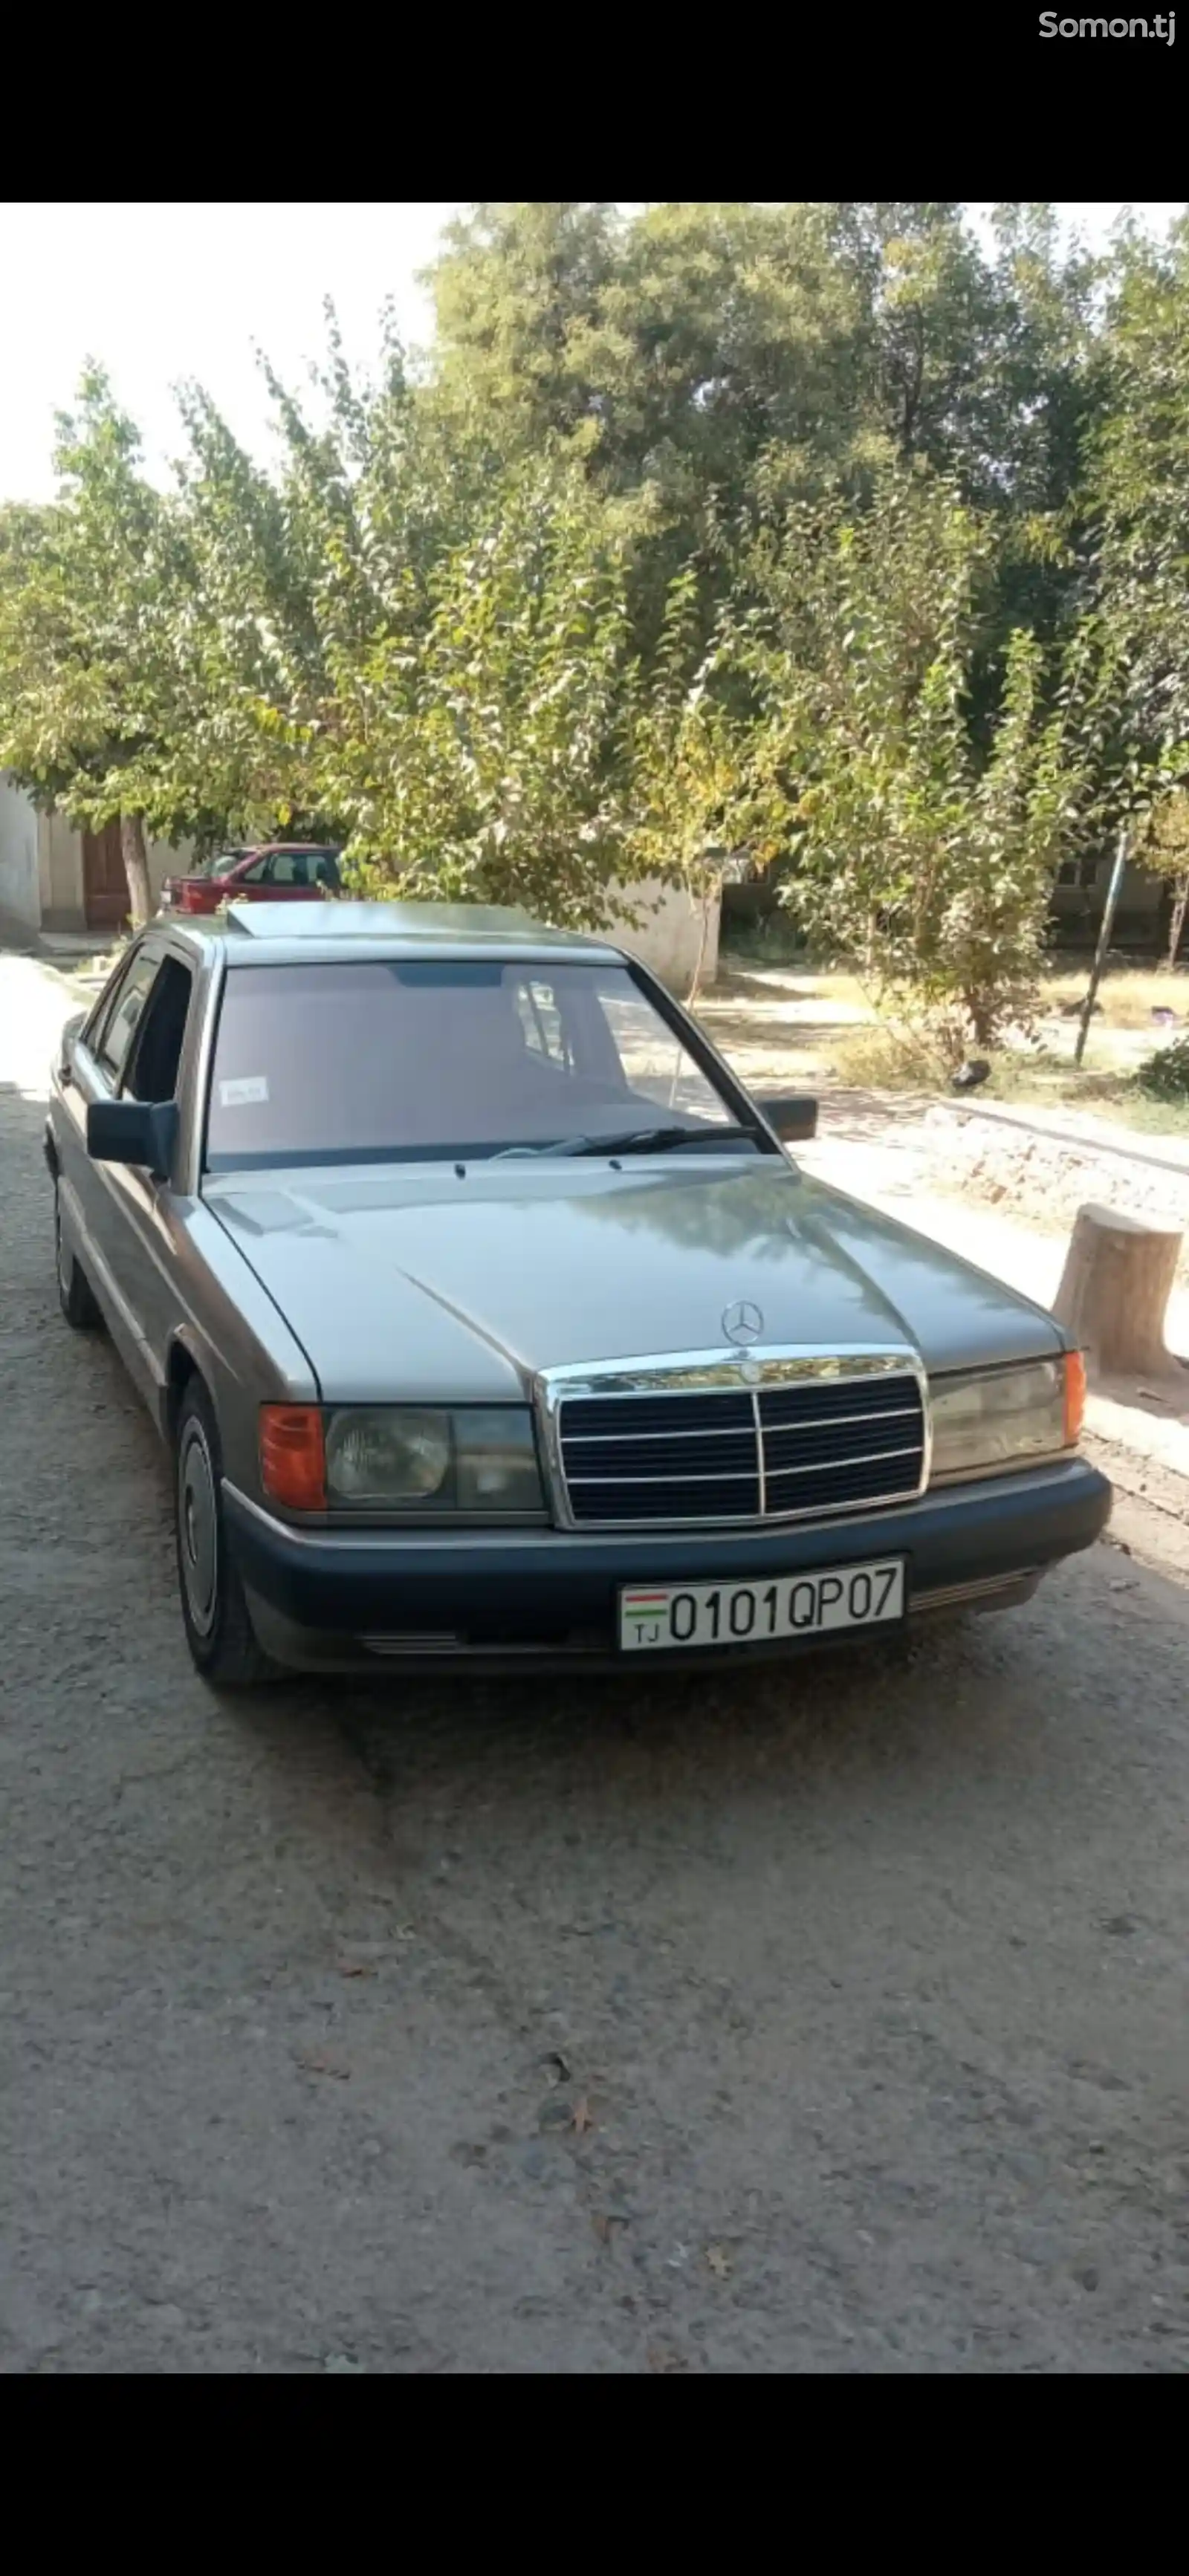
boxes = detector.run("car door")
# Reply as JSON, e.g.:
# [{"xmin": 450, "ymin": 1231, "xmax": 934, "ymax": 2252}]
[
  {"xmin": 260, "ymin": 850, "xmax": 317, "ymax": 901},
  {"xmin": 63, "ymin": 938, "xmax": 197, "ymax": 1408},
  {"xmin": 99, "ymin": 950, "xmax": 199, "ymax": 1395},
  {"xmin": 55, "ymin": 938, "xmax": 168, "ymax": 1390},
  {"xmin": 224, "ymin": 851, "xmax": 273, "ymax": 904}
]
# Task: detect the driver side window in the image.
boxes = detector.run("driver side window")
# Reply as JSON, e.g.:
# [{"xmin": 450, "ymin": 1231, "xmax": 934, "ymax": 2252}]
[
  {"xmin": 95, "ymin": 951, "xmax": 161, "ymax": 1086},
  {"xmin": 513, "ymin": 976, "xmax": 572, "ymax": 1071},
  {"xmin": 123, "ymin": 956, "xmax": 194, "ymax": 1103}
]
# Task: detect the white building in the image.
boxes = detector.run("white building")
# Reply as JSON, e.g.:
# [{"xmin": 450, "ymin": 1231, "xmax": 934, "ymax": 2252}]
[
  {"xmin": 0, "ymin": 782, "xmax": 182, "ymax": 941},
  {"xmin": 0, "ymin": 779, "xmax": 719, "ymax": 987}
]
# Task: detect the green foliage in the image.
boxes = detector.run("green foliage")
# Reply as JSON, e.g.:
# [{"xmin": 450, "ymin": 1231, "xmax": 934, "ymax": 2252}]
[
  {"xmin": 428, "ymin": 202, "xmax": 1098, "ymax": 519},
  {"xmin": 624, "ymin": 569, "xmax": 791, "ymax": 993},
  {"xmin": 1086, "ymin": 221, "xmax": 1189, "ymax": 765},
  {"xmin": 1135, "ymin": 789, "xmax": 1189, "ymax": 968},
  {"xmin": 1139, "ymin": 788, "xmax": 1189, "ymax": 877},
  {"xmin": 425, "ymin": 201, "xmax": 1101, "ymax": 678},
  {"xmin": 0, "ymin": 373, "xmax": 196, "ymax": 838},
  {"xmin": 1138, "ymin": 1034, "xmax": 1189, "ymax": 1101},
  {"xmin": 318, "ymin": 452, "xmax": 636, "ymax": 924},
  {"xmin": 430, "ymin": 204, "xmax": 621, "ymax": 445},
  {"xmin": 745, "ymin": 466, "xmax": 1083, "ymax": 1044},
  {"xmin": 0, "ymin": 366, "xmax": 319, "ymax": 903},
  {"xmin": 0, "ymin": 202, "xmax": 1186, "ymax": 1051}
]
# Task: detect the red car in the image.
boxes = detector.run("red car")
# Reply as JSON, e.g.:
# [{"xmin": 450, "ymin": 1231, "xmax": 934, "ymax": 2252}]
[{"xmin": 161, "ymin": 844, "xmax": 343, "ymax": 917}]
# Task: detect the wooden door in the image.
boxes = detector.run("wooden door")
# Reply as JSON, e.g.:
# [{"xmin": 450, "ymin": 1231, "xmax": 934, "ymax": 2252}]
[{"xmin": 82, "ymin": 821, "xmax": 130, "ymax": 929}]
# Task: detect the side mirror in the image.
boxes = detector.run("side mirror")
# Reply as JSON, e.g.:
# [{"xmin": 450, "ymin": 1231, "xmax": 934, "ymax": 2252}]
[
  {"xmin": 87, "ymin": 1097, "xmax": 179, "ymax": 1181},
  {"xmin": 757, "ymin": 1093, "xmax": 818, "ymax": 1144}
]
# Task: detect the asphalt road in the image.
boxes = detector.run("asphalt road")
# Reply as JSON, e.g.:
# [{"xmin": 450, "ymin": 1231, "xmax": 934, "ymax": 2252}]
[{"xmin": 3, "ymin": 958, "xmax": 1189, "ymax": 2373}]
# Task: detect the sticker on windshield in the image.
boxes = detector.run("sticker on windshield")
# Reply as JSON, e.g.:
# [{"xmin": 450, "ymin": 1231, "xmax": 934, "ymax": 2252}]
[{"xmin": 219, "ymin": 1075, "xmax": 269, "ymax": 1108}]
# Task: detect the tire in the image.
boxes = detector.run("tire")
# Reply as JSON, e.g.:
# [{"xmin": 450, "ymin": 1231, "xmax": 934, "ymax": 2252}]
[
  {"xmin": 54, "ymin": 1180, "xmax": 102, "ymax": 1329},
  {"xmin": 175, "ymin": 1378, "xmax": 277, "ymax": 1688}
]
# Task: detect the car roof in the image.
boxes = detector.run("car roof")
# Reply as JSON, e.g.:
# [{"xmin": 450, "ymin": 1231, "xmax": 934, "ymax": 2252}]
[
  {"xmin": 190, "ymin": 843, "xmax": 340, "ymax": 864},
  {"xmin": 168, "ymin": 899, "xmax": 627, "ymax": 969}
]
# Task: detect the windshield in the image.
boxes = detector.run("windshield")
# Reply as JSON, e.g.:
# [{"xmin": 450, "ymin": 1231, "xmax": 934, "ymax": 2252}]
[{"xmin": 205, "ymin": 958, "xmax": 760, "ymax": 1170}]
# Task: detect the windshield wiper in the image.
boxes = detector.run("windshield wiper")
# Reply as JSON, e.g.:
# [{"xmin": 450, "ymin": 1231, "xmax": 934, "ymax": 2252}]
[{"xmin": 493, "ymin": 1123, "xmax": 758, "ymax": 1161}]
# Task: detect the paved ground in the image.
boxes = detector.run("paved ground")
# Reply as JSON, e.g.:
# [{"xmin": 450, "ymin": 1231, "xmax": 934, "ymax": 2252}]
[{"xmin": 4, "ymin": 958, "xmax": 1189, "ymax": 2373}]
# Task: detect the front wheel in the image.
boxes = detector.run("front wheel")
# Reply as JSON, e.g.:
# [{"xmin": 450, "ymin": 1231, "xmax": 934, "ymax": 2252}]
[{"xmin": 175, "ymin": 1381, "xmax": 277, "ymax": 1687}]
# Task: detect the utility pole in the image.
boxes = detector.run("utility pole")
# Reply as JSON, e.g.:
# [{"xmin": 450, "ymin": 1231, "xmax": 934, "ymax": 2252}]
[{"xmin": 1075, "ymin": 822, "xmax": 1130, "ymax": 1070}]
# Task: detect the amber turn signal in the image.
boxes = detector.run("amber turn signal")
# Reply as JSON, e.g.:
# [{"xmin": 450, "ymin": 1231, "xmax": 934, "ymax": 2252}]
[
  {"xmin": 1063, "ymin": 1349, "xmax": 1086, "ymax": 1446},
  {"xmin": 259, "ymin": 1404, "xmax": 327, "ymax": 1509}
]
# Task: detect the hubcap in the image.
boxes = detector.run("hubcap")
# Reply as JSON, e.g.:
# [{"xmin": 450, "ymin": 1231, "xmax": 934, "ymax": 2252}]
[{"xmin": 178, "ymin": 1423, "xmax": 218, "ymax": 1636}]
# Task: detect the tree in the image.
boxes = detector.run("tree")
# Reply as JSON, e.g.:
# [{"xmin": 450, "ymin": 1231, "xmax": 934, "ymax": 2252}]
[
  {"xmin": 745, "ymin": 465, "xmax": 1083, "ymax": 1047},
  {"xmin": 423, "ymin": 202, "xmax": 1101, "ymax": 677},
  {"xmin": 1088, "ymin": 220, "xmax": 1189, "ymax": 765},
  {"xmin": 1138, "ymin": 790, "xmax": 1189, "ymax": 969},
  {"xmin": 169, "ymin": 303, "xmax": 521, "ymax": 846},
  {"xmin": 0, "ymin": 368, "xmax": 234, "ymax": 922},
  {"xmin": 429, "ymin": 204, "xmax": 621, "ymax": 452},
  {"xmin": 168, "ymin": 313, "xmax": 401, "ymax": 843},
  {"xmin": 424, "ymin": 201, "xmax": 872, "ymax": 666},
  {"xmin": 1061, "ymin": 218, "xmax": 1189, "ymax": 941},
  {"xmin": 314, "ymin": 452, "xmax": 638, "ymax": 924},
  {"xmin": 0, "ymin": 218, "xmax": 1167, "ymax": 1012},
  {"xmin": 626, "ymin": 569, "xmax": 788, "ymax": 1001}
]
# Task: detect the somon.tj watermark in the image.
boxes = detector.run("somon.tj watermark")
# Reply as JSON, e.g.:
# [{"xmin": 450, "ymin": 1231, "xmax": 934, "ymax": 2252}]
[{"xmin": 1040, "ymin": 10, "xmax": 1175, "ymax": 34}]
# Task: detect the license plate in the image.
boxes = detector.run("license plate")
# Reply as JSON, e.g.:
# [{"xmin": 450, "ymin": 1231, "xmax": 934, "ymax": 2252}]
[{"xmin": 618, "ymin": 1558, "xmax": 906, "ymax": 1653}]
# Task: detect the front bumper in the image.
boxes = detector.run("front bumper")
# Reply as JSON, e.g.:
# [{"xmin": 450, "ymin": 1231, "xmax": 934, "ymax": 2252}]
[{"xmin": 222, "ymin": 1456, "xmax": 1112, "ymax": 1674}]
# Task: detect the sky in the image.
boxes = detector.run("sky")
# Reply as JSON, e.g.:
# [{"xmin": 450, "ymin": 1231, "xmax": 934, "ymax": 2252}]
[{"xmin": 0, "ymin": 200, "xmax": 1184, "ymax": 505}]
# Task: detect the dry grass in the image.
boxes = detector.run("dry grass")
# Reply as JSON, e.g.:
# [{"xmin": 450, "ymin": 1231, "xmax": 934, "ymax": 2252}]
[
  {"xmin": 704, "ymin": 950, "xmax": 1189, "ymax": 1142},
  {"xmin": 719, "ymin": 941, "xmax": 1188, "ymax": 1032},
  {"xmin": 990, "ymin": 1054, "xmax": 1189, "ymax": 1138},
  {"xmin": 710, "ymin": 961, "xmax": 874, "ymax": 1019},
  {"xmin": 696, "ymin": 964, "xmax": 875, "ymax": 1095},
  {"xmin": 829, "ymin": 1020, "xmax": 953, "ymax": 1090},
  {"xmin": 1037, "ymin": 961, "xmax": 1189, "ymax": 1031}
]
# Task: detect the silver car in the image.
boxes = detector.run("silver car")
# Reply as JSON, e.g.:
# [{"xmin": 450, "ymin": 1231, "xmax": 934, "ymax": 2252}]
[{"xmin": 45, "ymin": 901, "xmax": 1111, "ymax": 1686}]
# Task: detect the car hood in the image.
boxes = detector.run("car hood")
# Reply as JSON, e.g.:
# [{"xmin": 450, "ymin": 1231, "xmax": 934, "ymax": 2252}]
[{"xmin": 204, "ymin": 1155, "xmax": 1063, "ymax": 1404}]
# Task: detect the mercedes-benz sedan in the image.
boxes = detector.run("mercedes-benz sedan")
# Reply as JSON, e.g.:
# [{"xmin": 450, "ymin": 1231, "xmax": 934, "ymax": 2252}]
[{"xmin": 45, "ymin": 901, "xmax": 1110, "ymax": 1685}]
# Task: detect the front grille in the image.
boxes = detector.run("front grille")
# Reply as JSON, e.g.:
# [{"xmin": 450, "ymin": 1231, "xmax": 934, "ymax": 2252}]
[{"xmin": 554, "ymin": 1359, "xmax": 927, "ymax": 1527}]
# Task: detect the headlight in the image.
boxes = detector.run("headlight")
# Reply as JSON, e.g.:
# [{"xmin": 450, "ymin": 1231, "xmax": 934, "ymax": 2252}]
[
  {"xmin": 326, "ymin": 1408, "xmax": 451, "ymax": 1502},
  {"xmin": 323, "ymin": 1406, "xmax": 543, "ymax": 1514},
  {"xmin": 929, "ymin": 1354, "xmax": 1083, "ymax": 1483}
]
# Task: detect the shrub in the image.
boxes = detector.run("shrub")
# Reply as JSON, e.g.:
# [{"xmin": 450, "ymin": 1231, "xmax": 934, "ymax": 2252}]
[{"xmin": 1138, "ymin": 1035, "xmax": 1189, "ymax": 1100}]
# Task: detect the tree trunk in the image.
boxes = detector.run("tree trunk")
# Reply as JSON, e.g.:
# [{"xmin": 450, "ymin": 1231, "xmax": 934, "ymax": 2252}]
[
  {"xmin": 1167, "ymin": 869, "xmax": 1189, "ymax": 970},
  {"xmin": 1075, "ymin": 822, "xmax": 1129, "ymax": 1069},
  {"xmin": 1052, "ymin": 1201, "xmax": 1183, "ymax": 1380},
  {"xmin": 684, "ymin": 887, "xmax": 713, "ymax": 1010},
  {"xmin": 120, "ymin": 811, "xmax": 152, "ymax": 929},
  {"xmin": 965, "ymin": 988, "xmax": 997, "ymax": 1050}
]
